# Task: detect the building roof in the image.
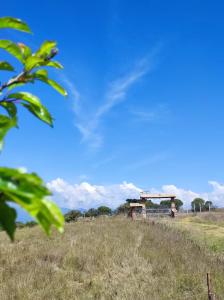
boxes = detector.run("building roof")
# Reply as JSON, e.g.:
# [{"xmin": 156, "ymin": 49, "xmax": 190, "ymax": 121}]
[{"xmin": 140, "ymin": 192, "xmax": 176, "ymax": 199}]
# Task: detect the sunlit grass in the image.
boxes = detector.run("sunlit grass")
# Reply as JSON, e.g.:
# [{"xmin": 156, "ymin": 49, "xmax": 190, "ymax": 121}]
[
  {"xmin": 162, "ymin": 212, "xmax": 224, "ymax": 253},
  {"xmin": 0, "ymin": 216, "xmax": 224, "ymax": 299}
]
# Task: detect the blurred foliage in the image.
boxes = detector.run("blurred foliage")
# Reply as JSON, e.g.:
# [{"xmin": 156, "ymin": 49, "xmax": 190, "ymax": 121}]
[{"xmin": 0, "ymin": 17, "xmax": 67, "ymax": 240}]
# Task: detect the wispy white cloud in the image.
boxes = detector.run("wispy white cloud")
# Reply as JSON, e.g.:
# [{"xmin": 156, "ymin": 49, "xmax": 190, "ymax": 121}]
[
  {"xmin": 76, "ymin": 122, "xmax": 103, "ymax": 148},
  {"xmin": 76, "ymin": 59, "xmax": 151, "ymax": 148},
  {"xmin": 61, "ymin": 76, "xmax": 80, "ymax": 101},
  {"xmin": 125, "ymin": 152, "xmax": 168, "ymax": 171},
  {"xmin": 129, "ymin": 104, "xmax": 170, "ymax": 123},
  {"xmin": 60, "ymin": 74, "xmax": 104, "ymax": 147},
  {"xmin": 77, "ymin": 174, "xmax": 89, "ymax": 181},
  {"xmin": 92, "ymin": 154, "xmax": 118, "ymax": 169},
  {"xmin": 60, "ymin": 74, "xmax": 80, "ymax": 114},
  {"xmin": 95, "ymin": 59, "xmax": 150, "ymax": 119},
  {"xmin": 47, "ymin": 179, "xmax": 224, "ymax": 210},
  {"xmin": 62, "ymin": 47, "xmax": 160, "ymax": 149}
]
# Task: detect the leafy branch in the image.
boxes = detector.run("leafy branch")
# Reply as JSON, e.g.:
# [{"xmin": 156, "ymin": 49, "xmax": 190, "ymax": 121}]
[{"xmin": 0, "ymin": 17, "xmax": 67, "ymax": 240}]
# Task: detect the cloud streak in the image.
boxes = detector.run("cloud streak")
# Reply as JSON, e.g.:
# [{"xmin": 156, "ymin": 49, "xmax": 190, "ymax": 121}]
[
  {"xmin": 60, "ymin": 74, "xmax": 81, "ymax": 114},
  {"xmin": 129, "ymin": 103, "xmax": 170, "ymax": 123},
  {"xmin": 125, "ymin": 152, "xmax": 168, "ymax": 171},
  {"xmin": 77, "ymin": 59, "xmax": 151, "ymax": 148},
  {"xmin": 63, "ymin": 49, "xmax": 160, "ymax": 149},
  {"xmin": 95, "ymin": 59, "xmax": 150, "ymax": 119}
]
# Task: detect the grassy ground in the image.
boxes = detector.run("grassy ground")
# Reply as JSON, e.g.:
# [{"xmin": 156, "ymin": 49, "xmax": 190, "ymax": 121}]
[
  {"xmin": 0, "ymin": 216, "xmax": 224, "ymax": 299},
  {"xmin": 163, "ymin": 212, "xmax": 224, "ymax": 253}
]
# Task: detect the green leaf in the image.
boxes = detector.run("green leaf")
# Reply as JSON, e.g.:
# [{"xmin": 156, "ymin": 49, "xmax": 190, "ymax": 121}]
[
  {"xmin": 37, "ymin": 199, "xmax": 64, "ymax": 234},
  {"xmin": 0, "ymin": 61, "xmax": 14, "ymax": 71},
  {"xmin": 22, "ymin": 103, "xmax": 53, "ymax": 127},
  {"xmin": 24, "ymin": 55, "xmax": 44, "ymax": 71},
  {"xmin": 45, "ymin": 60, "xmax": 63, "ymax": 69},
  {"xmin": 7, "ymin": 82, "xmax": 27, "ymax": 91},
  {"xmin": 7, "ymin": 91, "xmax": 40, "ymax": 106},
  {"xmin": 0, "ymin": 102, "xmax": 17, "ymax": 118},
  {"xmin": 0, "ymin": 201, "xmax": 17, "ymax": 240},
  {"xmin": 36, "ymin": 41, "xmax": 57, "ymax": 58},
  {"xmin": 0, "ymin": 17, "xmax": 31, "ymax": 33},
  {"xmin": 44, "ymin": 79, "xmax": 67, "ymax": 96},
  {"xmin": 0, "ymin": 167, "xmax": 64, "ymax": 235},
  {"xmin": 24, "ymin": 57, "xmax": 63, "ymax": 71},
  {"xmin": 0, "ymin": 114, "xmax": 17, "ymax": 150},
  {"xmin": 17, "ymin": 43, "xmax": 32, "ymax": 60},
  {"xmin": 32, "ymin": 70, "xmax": 67, "ymax": 96},
  {"xmin": 34, "ymin": 69, "xmax": 48, "ymax": 77},
  {"xmin": 0, "ymin": 40, "xmax": 23, "ymax": 62},
  {"xmin": 6, "ymin": 92, "xmax": 53, "ymax": 126}
]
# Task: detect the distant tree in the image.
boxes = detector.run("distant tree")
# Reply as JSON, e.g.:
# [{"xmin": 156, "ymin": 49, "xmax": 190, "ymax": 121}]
[
  {"xmin": 126, "ymin": 199, "xmax": 139, "ymax": 203},
  {"xmin": 15, "ymin": 222, "xmax": 25, "ymax": 229},
  {"xmin": 116, "ymin": 203, "xmax": 129, "ymax": 214},
  {"xmin": 174, "ymin": 199, "xmax": 183, "ymax": 210},
  {"xmin": 160, "ymin": 200, "xmax": 171, "ymax": 208},
  {"xmin": 64, "ymin": 210, "xmax": 82, "ymax": 222},
  {"xmin": 205, "ymin": 201, "xmax": 213, "ymax": 211},
  {"xmin": 145, "ymin": 200, "xmax": 160, "ymax": 209},
  {"xmin": 191, "ymin": 198, "xmax": 205, "ymax": 212},
  {"xmin": 25, "ymin": 221, "xmax": 37, "ymax": 227},
  {"xmin": 159, "ymin": 199, "xmax": 183, "ymax": 210},
  {"xmin": 85, "ymin": 208, "xmax": 98, "ymax": 217},
  {"xmin": 97, "ymin": 206, "xmax": 112, "ymax": 215}
]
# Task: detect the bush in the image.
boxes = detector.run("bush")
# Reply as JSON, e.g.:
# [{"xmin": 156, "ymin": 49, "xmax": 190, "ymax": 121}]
[
  {"xmin": 64, "ymin": 210, "xmax": 82, "ymax": 222},
  {"xmin": 97, "ymin": 206, "xmax": 112, "ymax": 215},
  {"xmin": 85, "ymin": 208, "xmax": 98, "ymax": 217},
  {"xmin": 116, "ymin": 203, "xmax": 130, "ymax": 214},
  {"xmin": 25, "ymin": 221, "xmax": 37, "ymax": 227}
]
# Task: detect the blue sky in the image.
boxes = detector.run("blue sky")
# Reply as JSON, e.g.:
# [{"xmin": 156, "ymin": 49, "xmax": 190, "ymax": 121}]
[{"xmin": 1, "ymin": 0, "xmax": 224, "ymax": 210}]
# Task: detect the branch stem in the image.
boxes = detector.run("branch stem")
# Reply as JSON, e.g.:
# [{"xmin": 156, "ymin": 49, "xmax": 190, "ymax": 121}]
[{"xmin": 0, "ymin": 71, "xmax": 27, "ymax": 93}]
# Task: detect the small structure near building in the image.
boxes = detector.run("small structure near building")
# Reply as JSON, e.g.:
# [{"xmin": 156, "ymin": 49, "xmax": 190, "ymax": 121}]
[
  {"xmin": 127, "ymin": 193, "xmax": 177, "ymax": 220},
  {"xmin": 127, "ymin": 200, "xmax": 146, "ymax": 220}
]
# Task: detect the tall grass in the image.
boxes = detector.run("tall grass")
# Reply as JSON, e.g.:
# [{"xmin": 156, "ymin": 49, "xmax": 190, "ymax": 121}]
[{"xmin": 0, "ymin": 217, "xmax": 224, "ymax": 299}]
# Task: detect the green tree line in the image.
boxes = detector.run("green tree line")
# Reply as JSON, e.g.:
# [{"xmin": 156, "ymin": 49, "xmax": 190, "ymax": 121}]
[
  {"xmin": 13, "ymin": 197, "xmax": 216, "ymax": 226},
  {"xmin": 191, "ymin": 198, "xmax": 214, "ymax": 212},
  {"xmin": 64, "ymin": 198, "xmax": 186, "ymax": 222},
  {"xmin": 64, "ymin": 206, "xmax": 112, "ymax": 222}
]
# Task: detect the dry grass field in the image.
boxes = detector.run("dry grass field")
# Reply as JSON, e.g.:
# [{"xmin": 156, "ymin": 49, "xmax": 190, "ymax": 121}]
[
  {"xmin": 164, "ymin": 212, "xmax": 224, "ymax": 253},
  {"xmin": 0, "ymin": 215, "xmax": 224, "ymax": 299}
]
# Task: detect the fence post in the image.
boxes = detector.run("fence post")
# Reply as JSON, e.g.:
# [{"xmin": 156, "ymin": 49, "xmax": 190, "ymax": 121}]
[{"xmin": 207, "ymin": 273, "xmax": 215, "ymax": 300}]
